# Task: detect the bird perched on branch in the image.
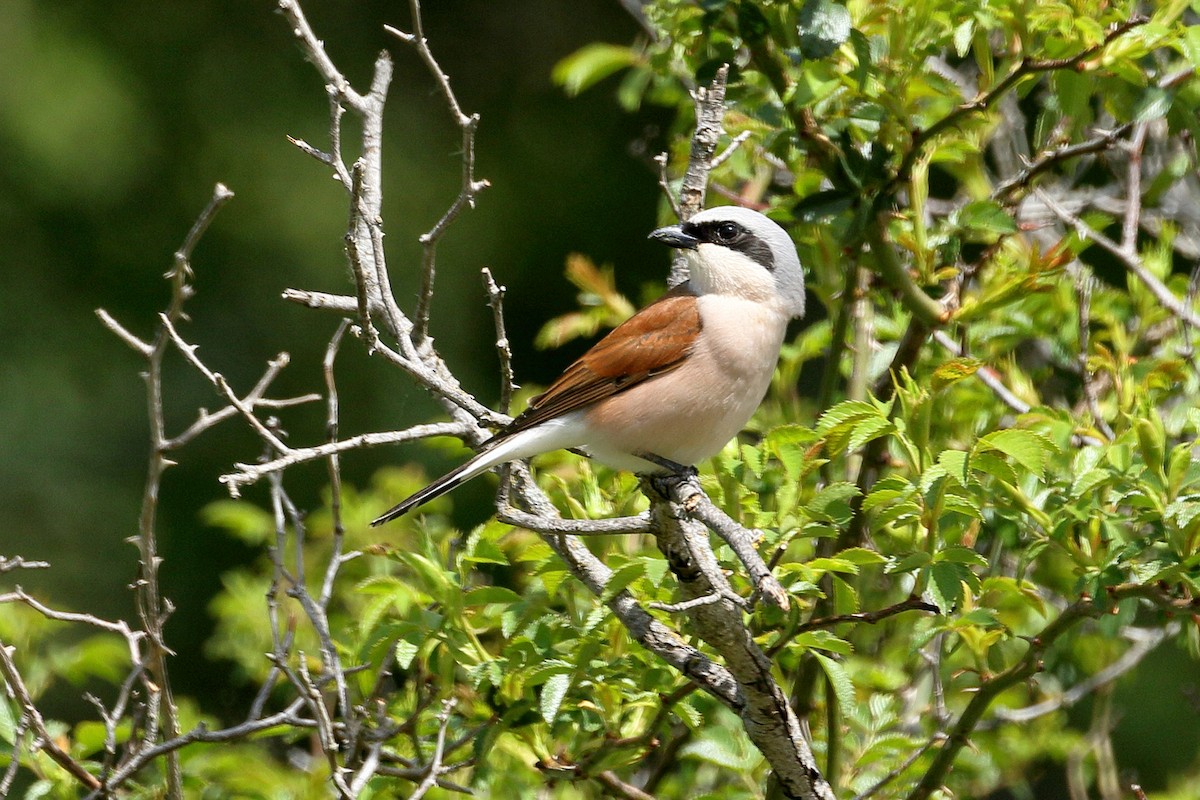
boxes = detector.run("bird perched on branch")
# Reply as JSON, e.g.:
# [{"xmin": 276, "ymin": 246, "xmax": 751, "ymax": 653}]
[{"xmin": 372, "ymin": 205, "xmax": 806, "ymax": 526}]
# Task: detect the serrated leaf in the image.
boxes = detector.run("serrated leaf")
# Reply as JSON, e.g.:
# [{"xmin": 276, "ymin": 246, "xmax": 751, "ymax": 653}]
[
  {"xmin": 953, "ymin": 19, "xmax": 974, "ymax": 58},
  {"xmin": 888, "ymin": 551, "xmax": 931, "ymax": 573},
  {"xmin": 935, "ymin": 546, "xmax": 988, "ymax": 568},
  {"xmin": 933, "ymin": 358, "xmax": 982, "ymax": 387},
  {"xmin": 1132, "ymin": 87, "xmax": 1172, "ymax": 122},
  {"xmin": 1071, "ymin": 468, "xmax": 1110, "ymax": 498},
  {"xmin": 817, "ymin": 400, "xmax": 882, "ymax": 434},
  {"xmin": 863, "ymin": 476, "xmax": 916, "ymax": 512},
  {"xmin": 928, "ymin": 562, "xmax": 978, "ymax": 613},
  {"xmin": 540, "ymin": 568, "xmax": 569, "ymax": 597},
  {"xmin": 674, "ymin": 697, "xmax": 704, "ymax": 730},
  {"xmin": 976, "ymin": 429, "xmax": 1054, "ymax": 478},
  {"xmin": 795, "ymin": 629, "xmax": 854, "ymax": 655},
  {"xmin": 463, "ymin": 586, "xmax": 522, "ymax": 607},
  {"xmin": 971, "ymin": 451, "xmax": 1018, "ymax": 484},
  {"xmin": 540, "ymin": 673, "xmax": 571, "ymax": 724},
  {"xmin": 807, "ymin": 481, "xmax": 861, "ymax": 524},
  {"xmin": 807, "ymin": 556, "xmax": 859, "ymax": 575},
  {"xmin": 958, "ymin": 200, "xmax": 1018, "ymax": 236},
  {"xmin": 394, "ymin": 639, "xmax": 420, "ymax": 670},
  {"xmin": 814, "ymin": 651, "xmax": 855, "ymax": 711},
  {"xmin": 600, "ymin": 561, "xmax": 646, "ymax": 602},
  {"xmin": 835, "ymin": 547, "xmax": 886, "ymax": 566},
  {"xmin": 847, "ymin": 414, "xmax": 895, "ymax": 452}
]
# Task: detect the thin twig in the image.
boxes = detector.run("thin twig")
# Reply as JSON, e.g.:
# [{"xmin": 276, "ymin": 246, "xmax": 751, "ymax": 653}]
[
  {"xmin": 1037, "ymin": 188, "xmax": 1200, "ymax": 330},
  {"xmin": 221, "ymin": 422, "xmax": 473, "ymax": 495},
  {"xmin": 481, "ymin": 267, "xmax": 517, "ymax": 414},
  {"xmin": 409, "ymin": 699, "xmax": 457, "ymax": 800},
  {"xmin": 0, "ymin": 641, "xmax": 102, "ymax": 790},
  {"xmin": 1074, "ymin": 269, "xmax": 1116, "ymax": 439},
  {"xmin": 666, "ymin": 473, "xmax": 790, "ymax": 610},
  {"xmin": 387, "ymin": 2, "xmax": 490, "ymax": 348},
  {"xmin": 0, "ymin": 556, "xmax": 50, "ymax": 573}
]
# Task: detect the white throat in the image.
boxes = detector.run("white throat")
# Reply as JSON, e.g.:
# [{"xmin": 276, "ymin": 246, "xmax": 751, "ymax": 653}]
[{"xmin": 686, "ymin": 243, "xmax": 780, "ymax": 307}]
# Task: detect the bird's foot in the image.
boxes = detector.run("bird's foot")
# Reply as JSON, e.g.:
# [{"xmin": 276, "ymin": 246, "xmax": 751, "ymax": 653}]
[{"xmin": 637, "ymin": 452, "xmax": 698, "ymax": 501}]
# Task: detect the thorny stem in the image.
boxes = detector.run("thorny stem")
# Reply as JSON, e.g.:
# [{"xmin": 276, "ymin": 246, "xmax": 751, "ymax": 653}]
[
  {"xmin": 135, "ymin": 182, "xmax": 234, "ymax": 799},
  {"xmin": 387, "ymin": 0, "xmax": 490, "ymax": 349}
]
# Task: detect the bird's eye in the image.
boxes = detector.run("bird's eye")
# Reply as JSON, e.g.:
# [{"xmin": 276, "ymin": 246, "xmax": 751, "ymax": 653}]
[{"xmin": 715, "ymin": 222, "xmax": 741, "ymax": 242}]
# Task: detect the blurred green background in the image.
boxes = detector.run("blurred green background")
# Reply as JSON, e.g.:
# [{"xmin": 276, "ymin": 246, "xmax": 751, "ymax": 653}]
[{"xmin": 0, "ymin": 0, "xmax": 671, "ymax": 712}]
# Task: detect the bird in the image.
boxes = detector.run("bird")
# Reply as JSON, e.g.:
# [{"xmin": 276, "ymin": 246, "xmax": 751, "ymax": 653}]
[{"xmin": 371, "ymin": 205, "xmax": 806, "ymax": 526}]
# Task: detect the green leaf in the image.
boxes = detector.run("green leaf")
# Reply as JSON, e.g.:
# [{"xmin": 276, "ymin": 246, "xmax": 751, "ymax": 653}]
[
  {"xmin": 975, "ymin": 429, "xmax": 1054, "ymax": 479},
  {"xmin": 394, "ymin": 638, "xmax": 420, "ymax": 670},
  {"xmin": 835, "ymin": 547, "xmax": 887, "ymax": 566},
  {"xmin": 0, "ymin": 698, "xmax": 15, "ymax": 745},
  {"xmin": 681, "ymin": 727, "xmax": 756, "ymax": 769},
  {"xmin": 807, "ymin": 556, "xmax": 860, "ymax": 575},
  {"xmin": 806, "ymin": 481, "xmax": 861, "ymax": 524},
  {"xmin": 795, "ymin": 629, "xmax": 854, "ymax": 655},
  {"xmin": 201, "ymin": 500, "xmax": 274, "ymax": 545},
  {"xmin": 928, "ymin": 561, "xmax": 979, "ymax": 613},
  {"xmin": 600, "ymin": 561, "xmax": 646, "ymax": 602},
  {"xmin": 814, "ymin": 651, "xmax": 855, "ymax": 711},
  {"xmin": 540, "ymin": 673, "xmax": 571, "ymax": 724},
  {"xmin": 933, "ymin": 358, "xmax": 982, "ymax": 388},
  {"xmin": 957, "ymin": 200, "xmax": 1018, "ymax": 237},
  {"xmin": 552, "ymin": 44, "xmax": 638, "ymax": 96},
  {"xmin": 1132, "ymin": 87, "xmax": 1172, "ymax": 122},
  {"xmin": 798, "ymin": 0, "xmax": 852, "ymax": 60},
  {"xmin": 463, "ymin": 586, "xmax": 522, "ymax": 606},
  {"xmin": 953, "ymin": 19, "xmax": 974, "ymax": 58},
  {"xmin": 936, "ymin": 546, "xmax": 988, "ymax": 568}
]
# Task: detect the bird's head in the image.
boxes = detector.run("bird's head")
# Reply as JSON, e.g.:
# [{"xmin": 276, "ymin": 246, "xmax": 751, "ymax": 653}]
[{"xmin": 649, "ymin": 206, "xmax": 805, "ymax": 319}]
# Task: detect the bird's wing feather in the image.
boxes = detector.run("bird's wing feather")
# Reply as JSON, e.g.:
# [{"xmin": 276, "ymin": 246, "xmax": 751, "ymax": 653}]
[{"xmin": 498, "ymin": 284, "xmax": 701, "ymax": 438}]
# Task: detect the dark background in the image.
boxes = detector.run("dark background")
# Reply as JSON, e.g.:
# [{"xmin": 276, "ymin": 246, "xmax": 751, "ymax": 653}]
[{"xmin": 0, "ymin": 0, "xmax": 669, "ymax": 710}]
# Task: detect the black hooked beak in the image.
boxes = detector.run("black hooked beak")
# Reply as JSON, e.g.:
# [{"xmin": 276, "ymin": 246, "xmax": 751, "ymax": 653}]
[{"xmin": 649, "ymin": 224, "xmax": 699, "ymax": 250}]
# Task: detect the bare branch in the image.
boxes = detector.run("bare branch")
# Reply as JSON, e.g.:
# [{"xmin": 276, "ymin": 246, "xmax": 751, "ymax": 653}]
[
  {"xmin": 0, "ymin": 556, "xmax": 50, "ymax": 573},
  {"xmin": 497, "ymin": 505, "xmax": 653, "ymax": 535},
  {"xmin": 893, "ymin": 16, "xmax": 1149, "ymax": 189},
  {"xmin": 0, "ymin": 641, "xmax": 101, "ymax": 790},
  {"xmin": 282, "ymin": 288, "xmax": 360, "ymax": 314},
  {"xmin": 95, "ymin": 308, "xmax": 153, "ymax": 357},
  {"xmin": 164, "ymin": 352, "xmax": 320, "ymax": 449},
  {"xmin": 161, "ymin": 314, "xmax": 292, "ymax": 453},
  {"xmin": 277, "ymin": 0, "xmax": 368, "ymax": 112},
  {"xmin": 664, "ymin": 473, "xmax": 789, "ymax": 610},
  {"xmin": 992, "ymin": 624, "xmax": 1176, "ymax": 725},
  {"xmin": 1036, "ymin": 188, "xmax": 1200, "ymax": 330},
  {"xmin": 481, "ymin": 267, "xmax": 517, "ymax": 414},
  {"xmin": 409, "ymin": 699, "xmax": 457, "ymax": 800},
  {"xmin": 709, "ymin": 129, "xmax": 753, "ymax": 171},
  {"xmin": 667, "ymin": 65, "xmax": 730, "ymax": 286},
  {"xmin": 387, "ymin": 2, "xmax": 490, "ymax": 348},
  {"xmin": 220, "ymin": 422, "xmax": 473, "ymax": 495},
  {"xmin": 643, "ymin": 480, "xmax": 835, "ymax": 800}
]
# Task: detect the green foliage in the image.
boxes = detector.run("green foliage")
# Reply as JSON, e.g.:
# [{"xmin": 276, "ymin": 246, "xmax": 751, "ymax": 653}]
[{"xmin": 6, "ymin": 0, "xmax": 1200, "ymax": 797}]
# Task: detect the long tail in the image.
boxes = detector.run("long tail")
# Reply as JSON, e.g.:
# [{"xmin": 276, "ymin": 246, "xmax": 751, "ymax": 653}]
[
  {"xmin": 369, "ymin": 456, "xmax": 494, "ymax": 526},
  {"xmin": 370, "ymin": 418, "xmax": 583, "ymax": 527}
]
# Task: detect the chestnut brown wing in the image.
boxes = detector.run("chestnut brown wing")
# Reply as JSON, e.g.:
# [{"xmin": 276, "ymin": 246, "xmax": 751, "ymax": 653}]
[{"xmin": 499, "ymin": 285, "xmax": 701, "ymax": 438}]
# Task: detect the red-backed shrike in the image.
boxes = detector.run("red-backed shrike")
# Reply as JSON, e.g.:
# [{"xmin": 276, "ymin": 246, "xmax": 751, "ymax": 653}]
[{"xmin": 372, "ymin": 205, "xmax": 806, "ymax": 526}]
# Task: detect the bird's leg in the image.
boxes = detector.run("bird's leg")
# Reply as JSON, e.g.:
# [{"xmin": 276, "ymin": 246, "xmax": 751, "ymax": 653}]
[{"xmin": 636, "ymin": 452, "xmax": 698, "ymax": 501}]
